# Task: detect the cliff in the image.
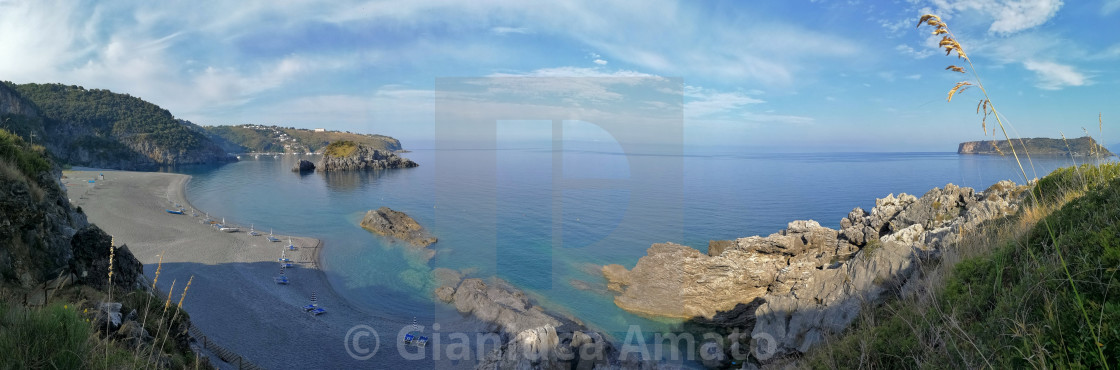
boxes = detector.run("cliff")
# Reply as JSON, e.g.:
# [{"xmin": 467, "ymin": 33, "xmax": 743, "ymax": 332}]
[
  {"xmin": 315, "ymin": 141, "xmax": 417, "ymax": 171},
  {"xmin": 0, "ymin": 82, "xmax": 235, "ymax": 170},
  {"xmin": 958, "ymin": 136, "xmax": 1112, "ymax": 156},
  {"xmin": 0, "ymin": 128, "xmax": 209, "ymax": 368}
]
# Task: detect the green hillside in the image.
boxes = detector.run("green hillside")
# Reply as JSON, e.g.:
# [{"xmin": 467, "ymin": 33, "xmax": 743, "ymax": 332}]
[
  {"xmin": 0, "ymin": 82, "xmax": 231, "ymax": 169},
  {"xmin": 203, "ymin": 124, "xmax": 403, "ymax": 153}
]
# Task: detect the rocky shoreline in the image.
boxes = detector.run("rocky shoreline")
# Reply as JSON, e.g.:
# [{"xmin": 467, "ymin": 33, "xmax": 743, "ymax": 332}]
[
  {"xmin": 433, "ymin": 269, "xmax": 639, "ymax": 369},
  {"xmin": 602, "ymin": 180, "xmax": 1029, "ymax": 364}
]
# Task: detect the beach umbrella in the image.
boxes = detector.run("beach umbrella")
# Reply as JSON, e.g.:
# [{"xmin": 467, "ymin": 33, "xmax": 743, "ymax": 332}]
[{"xmin": 310, "ymin": 292, "xmax": 317, "ymax": 305}]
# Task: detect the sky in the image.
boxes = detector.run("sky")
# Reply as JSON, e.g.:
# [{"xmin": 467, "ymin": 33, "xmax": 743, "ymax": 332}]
[{"xmin": 1, "ymin": 0, "xmax": 1118, "ymax": 152}]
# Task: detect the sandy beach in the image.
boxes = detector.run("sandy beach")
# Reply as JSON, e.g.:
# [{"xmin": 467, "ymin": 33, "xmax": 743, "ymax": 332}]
[{"xmin": 65, "ymin": 170, "xmax": 425, "ymax": 368}]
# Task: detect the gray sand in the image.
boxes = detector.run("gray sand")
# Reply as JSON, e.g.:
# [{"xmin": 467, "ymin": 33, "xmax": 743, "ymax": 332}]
[{"xmin": 67, "ymin": 170, "xmax": 441, "ymax": 368}]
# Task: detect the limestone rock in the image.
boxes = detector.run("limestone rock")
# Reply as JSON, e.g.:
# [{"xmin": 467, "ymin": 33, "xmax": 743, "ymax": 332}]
[
  {"xmin": 602, "ymin": 180, "xmax": 1031, "ymax": 364},
  {"xmin": 707, "ymin": 240, "xmax": 737, "ymax": 257}
]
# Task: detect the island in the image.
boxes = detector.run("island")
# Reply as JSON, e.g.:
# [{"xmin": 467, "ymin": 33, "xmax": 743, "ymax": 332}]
[
  {"xmin": 315, "ymin": 141, "xmax": 417, "ymax": 172},
  {"xmin": 958, "ymin": 136, "xmax": 1112, "ymax": 156}
]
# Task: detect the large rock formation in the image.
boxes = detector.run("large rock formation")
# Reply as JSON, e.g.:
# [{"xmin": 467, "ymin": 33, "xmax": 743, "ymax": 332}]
[
  {"xmin": 603, "ymin": 181, "xmax": 1028, "ymax": 363},
  {"xmin": 436, "ymin": 275, "xmax": 638, "ymax": 369},
  {"xmin": 958, "ymin": 137, "xmax": 1113, "ymax": 156},
  {"xmin": 316, "ymin": 142, "xmax": 417, "ymax": 172},
  {"xmin": 359, "ymin": 207, "xmax": 437, "ymax": 247}
]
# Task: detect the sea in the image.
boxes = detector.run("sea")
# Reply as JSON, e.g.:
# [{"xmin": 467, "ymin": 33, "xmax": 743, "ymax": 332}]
[{"xmin": 174, "ymin": 142, "xmax": 1106, "ymax": 342}]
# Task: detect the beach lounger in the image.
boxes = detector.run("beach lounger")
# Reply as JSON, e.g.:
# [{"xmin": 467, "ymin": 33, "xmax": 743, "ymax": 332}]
[
  {"xmin": 274, "ymin": 276, "xmax": 290, "ymax": 284},
  {"xmin": 417, "ymin": 336, "xmax": 428, "ymax": 347},
  {"xmin": 278, "ymin": 258, "xmax": 291, "ymax": 263},
  {"xmin": 281, "ymin": 263, "xmax": 294, "ymax": 268},
  {"xmin": 403, "ymin": 333, "xmax": 415, "ymax": 344},
  {"xmin": 303, "ymin": 304, "xmax": 318, "ymax": 312},
  {"xmin": 311, "ymin": 308, "xmax": 326, "ymax": 316}
]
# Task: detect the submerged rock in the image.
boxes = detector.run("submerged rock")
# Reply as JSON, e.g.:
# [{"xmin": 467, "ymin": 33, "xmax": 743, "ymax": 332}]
[{"xmin": 359, "ymin": 207, "xmax": 437, "ymax": 247}]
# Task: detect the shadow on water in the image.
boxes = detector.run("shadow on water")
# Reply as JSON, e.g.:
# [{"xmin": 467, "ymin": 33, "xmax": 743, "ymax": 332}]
[{"xmin": 321, "ymin": 168, "xmax": 415, "ymax": 192}]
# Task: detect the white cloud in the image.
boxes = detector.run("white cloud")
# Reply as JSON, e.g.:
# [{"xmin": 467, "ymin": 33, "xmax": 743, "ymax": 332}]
[
  {"xmin": 896, "ymin": 44, "xmax": 934, "ymax": 59},
  {"xmin": 593, "ymin": 59, "xmax": 608, "ymax": 65},
  {"xmin": 929, "ymin": 0, "xmax": 1063, "ymax": 34},
  {"xmin": 1022, "ymin": 60, "xmax": 1088, "ymax": 90},
  {"xmin": 491, "ymin": 26, "xmax": 531, "ymax": 35},
  {"xmin": 1102, "ymin": 0, "xmax": 1120, "ymax": 15},
  {"xmin": 904, "ymin": 74, "xmax": 922, "ymax": 80},
  {"xmin": 684, "ymin": 85, "xmax": 764, "ymax": 118}
]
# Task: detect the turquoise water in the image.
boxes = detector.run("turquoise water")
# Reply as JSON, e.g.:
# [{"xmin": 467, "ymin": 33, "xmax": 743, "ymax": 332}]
[{"xmin": 177, "ymin": 146, "xmax": 1097, "ymax": 336}]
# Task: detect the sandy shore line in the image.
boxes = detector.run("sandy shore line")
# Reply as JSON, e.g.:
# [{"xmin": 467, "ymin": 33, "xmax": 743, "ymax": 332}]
[{"xmin": 66, "ymin": 170, "xmax": 425, "ymax": 368}]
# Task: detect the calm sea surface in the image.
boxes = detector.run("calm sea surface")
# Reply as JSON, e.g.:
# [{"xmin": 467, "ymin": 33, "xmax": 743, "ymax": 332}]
[{"xmin": 175, "ymin": 145, "xmax": 1102, "ymax": 336}]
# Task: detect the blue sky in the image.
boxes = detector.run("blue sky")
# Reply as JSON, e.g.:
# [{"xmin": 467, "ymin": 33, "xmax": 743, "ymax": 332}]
[{"xmin": 1, "ymin": 0, "xmax": 1117, "ymax": 151}]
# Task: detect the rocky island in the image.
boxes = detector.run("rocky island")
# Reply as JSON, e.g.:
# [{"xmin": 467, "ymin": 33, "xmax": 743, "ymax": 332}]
[
  {"xmin": 315, "ymin": 140, "xmax": 417, "ymax": 172},
  {"xmin": 958, "ymin": 136, "xmax": 1112, "ymax": 156},
  {"xmin": 360, "ymin": 207, "xmax": 437, "ymax": 247}
]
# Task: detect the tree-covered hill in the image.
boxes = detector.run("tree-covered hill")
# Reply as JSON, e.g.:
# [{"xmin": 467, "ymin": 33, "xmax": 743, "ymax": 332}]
[{"xmin": 0, "ymin": 82, "xmax": 232, "ymax": 169}]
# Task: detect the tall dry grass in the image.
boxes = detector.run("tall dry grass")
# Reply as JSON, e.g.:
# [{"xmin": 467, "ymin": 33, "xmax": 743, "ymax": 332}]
[{"xmin": 919, "ymin": 14, "xmax": 1109, "ymax": 367}]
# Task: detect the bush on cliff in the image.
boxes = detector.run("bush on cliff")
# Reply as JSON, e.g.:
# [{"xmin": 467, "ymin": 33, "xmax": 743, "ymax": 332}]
[{"xmin": 0, "ymin": 128, "xmax": 50, "ymax": 180}]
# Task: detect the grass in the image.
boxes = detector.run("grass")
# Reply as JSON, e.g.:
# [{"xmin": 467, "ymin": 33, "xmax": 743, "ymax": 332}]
[
  {"xmin": 0, "ymin": 302, "xmax": 138, "ymax": 370},
  {"xmin": 323, "ymin": 140, "xmax": 359, "ymax": 157},
  {"xmin": 802, "ymin": 14, "xmax": 1119, "ymax": 369},
  {"xmin": 806, "ymin": 164, "xmax": 1120, "ymax": 369}
]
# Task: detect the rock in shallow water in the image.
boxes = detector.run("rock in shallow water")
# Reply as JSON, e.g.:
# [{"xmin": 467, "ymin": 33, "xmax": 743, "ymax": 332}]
[{"xmin": 359, "ymin": 207, "xmax": 437, "ymax": 247}]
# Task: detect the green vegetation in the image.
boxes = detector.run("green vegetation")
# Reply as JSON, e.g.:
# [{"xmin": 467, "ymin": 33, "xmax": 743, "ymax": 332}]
[
  {"xmin": 8, "ymin": 83, "xmax": 210, "ymax": 153},
  {"xmin": 0, "ymin": 302, "xmax": 97, "ymax": 369},
  {"xmin": 806, "ymin": 164, "xmax": 1120, "ymax": 369},
  {"xmin": 0, "ymin": 301, "xmax": 184, "ymax": 369},
  {"xmin": 323, "ymin": 140, "xmax": 359, "ymax": 157},
  {"xmin": 203, "ymin": 124, "xmax": 402, "ymax": 153},
  {"xmin": 0, "ymin": 128, "xmax": 51, "ymax": 180}
]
